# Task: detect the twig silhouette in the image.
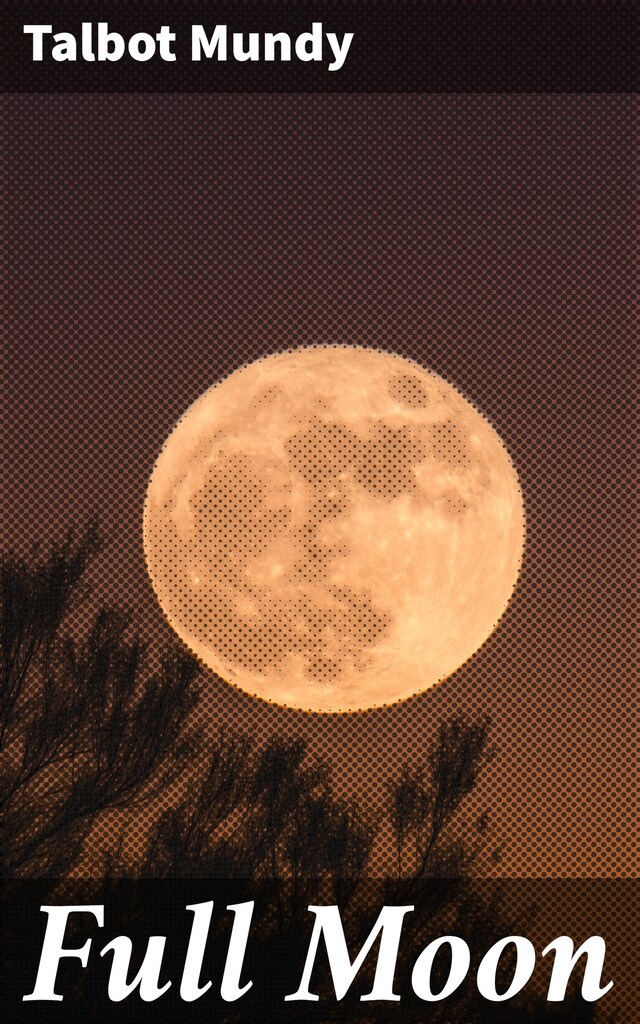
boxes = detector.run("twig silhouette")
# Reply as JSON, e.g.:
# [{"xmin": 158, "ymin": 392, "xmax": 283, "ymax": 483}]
[
  {"xmin": 0, "ymin": 523, "xmax": 610, "ymax": 1021},
  {"xmin": 0, "ymin": 524, "xmax": 198, "ymax": 877}
]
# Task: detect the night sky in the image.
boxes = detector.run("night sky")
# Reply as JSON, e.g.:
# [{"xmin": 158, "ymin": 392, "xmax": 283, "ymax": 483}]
[{"xmin": 5, "ymin": 93, "xmax": 636, "ymax": 877}]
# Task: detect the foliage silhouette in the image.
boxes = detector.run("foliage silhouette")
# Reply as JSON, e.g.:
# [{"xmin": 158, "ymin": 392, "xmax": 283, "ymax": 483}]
[
  {"xmin": 0, "ymin": 525, "xmax": 608, "ymax": 1021},
  {"xmin": 0, "ymin": 525, "xmax": 199, "ymax": 877}
]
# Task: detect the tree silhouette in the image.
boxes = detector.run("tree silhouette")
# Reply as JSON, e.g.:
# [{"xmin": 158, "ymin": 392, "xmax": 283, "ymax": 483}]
[
  {"xmin": 0, "ymin": 525, "xmax": 609, "ymax": 1022},
  {"xmin": 0, "ymin": 525, "xmax": 199, "ymax": 877},
  {"xmin": 387, "ymin": 717, "xmax": 492, "ymax": 880}
]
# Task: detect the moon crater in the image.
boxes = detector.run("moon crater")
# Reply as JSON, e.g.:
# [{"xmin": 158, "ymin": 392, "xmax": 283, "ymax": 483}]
[{"xmin": 144, "ymin": 347, "xmax": 524, "ymax": 712}]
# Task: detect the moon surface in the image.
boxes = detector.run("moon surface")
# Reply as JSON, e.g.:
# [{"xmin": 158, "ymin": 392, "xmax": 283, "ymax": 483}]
[{"xmin": 143, "ymin": 347, "xmax": 524, "ymax": 712}]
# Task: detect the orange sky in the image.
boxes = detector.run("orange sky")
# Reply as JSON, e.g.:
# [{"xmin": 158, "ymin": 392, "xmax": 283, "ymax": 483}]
[{"xmin": 5, "ymin": 93, "xmax": 636, "ymax": 877}]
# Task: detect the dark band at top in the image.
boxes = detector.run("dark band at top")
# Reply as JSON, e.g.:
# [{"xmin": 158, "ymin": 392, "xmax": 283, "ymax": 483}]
[{"xmin": 3, "ymin": 2, "xmax": 638, "ymax": 93}]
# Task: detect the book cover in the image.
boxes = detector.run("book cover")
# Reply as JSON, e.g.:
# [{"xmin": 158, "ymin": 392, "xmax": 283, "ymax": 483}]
[{"xmin": 2, "ymin": 2, "xmax": 637, "ymax": 1020}]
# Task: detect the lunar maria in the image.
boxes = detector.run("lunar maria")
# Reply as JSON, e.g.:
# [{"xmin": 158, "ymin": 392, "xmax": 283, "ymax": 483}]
[
  {"xmin": 26, "ymin": 902, "xmax": 612, "ymax": 1005},
  {"xmin": 144, "ymin": 347, "xmax": 525, "ymax": 712}
]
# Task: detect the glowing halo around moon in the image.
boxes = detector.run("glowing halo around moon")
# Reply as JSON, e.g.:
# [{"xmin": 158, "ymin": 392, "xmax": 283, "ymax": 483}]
[{"xmin": 143, "ymin": 347, "xmax": 525, "ymax": 713}]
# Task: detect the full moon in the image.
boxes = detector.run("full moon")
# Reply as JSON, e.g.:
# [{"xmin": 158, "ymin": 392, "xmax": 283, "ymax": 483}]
[{"xmin": 144, "ymin": 347, "xmax": 524, "ymax": 712}]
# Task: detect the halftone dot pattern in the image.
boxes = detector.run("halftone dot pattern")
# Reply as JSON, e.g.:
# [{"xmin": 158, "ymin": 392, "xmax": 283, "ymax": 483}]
[
  {"xmin": 4, "ymin": 96, "xmax": 637, "ymax": 889},
  {"xmin": 142, "ymin": 347, "xmax": 524, "ymax": 712}
]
